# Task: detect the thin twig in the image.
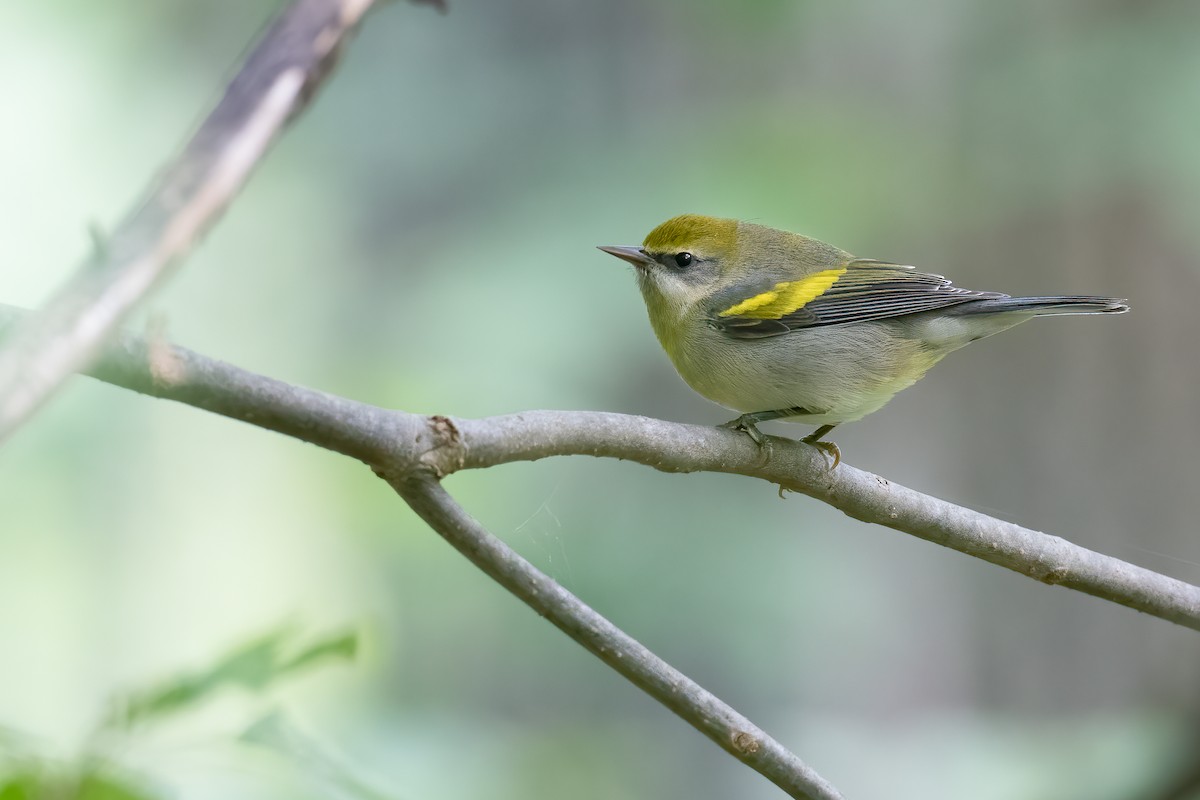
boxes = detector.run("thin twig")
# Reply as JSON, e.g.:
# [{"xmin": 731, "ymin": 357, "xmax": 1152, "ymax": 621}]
[
  {"xmin": 0, "ymin": 0, "xmax": 380, "ymax": 443},
  {"xmin": 18, "ymin": 309, "xmax": 1194, "ymax": 633},
  {"xmin": 394, "ymin": 476, "xmax": 845, "ymax": 800}
]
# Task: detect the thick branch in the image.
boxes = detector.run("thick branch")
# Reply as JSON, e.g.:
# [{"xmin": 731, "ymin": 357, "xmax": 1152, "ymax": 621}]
[
  {"xmin": 394, "ymin": 476, "xmax": 844, "ymax": 800},
  {"xmin": 23, "ymin": 308, "xmax": 1197, "ymax": 633},
  {"xmin": 0, "ymin": 0, "xmax": 379, "ymax": 443},
  {"xmin": 78, "ymin": 320, "xmax": 410, "ymax": 466}
]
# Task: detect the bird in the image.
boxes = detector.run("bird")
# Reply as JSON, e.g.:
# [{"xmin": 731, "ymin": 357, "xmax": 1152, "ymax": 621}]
[{"xmin": 599, "ymin": 214, "xmax": 1129, "ymax": 466}]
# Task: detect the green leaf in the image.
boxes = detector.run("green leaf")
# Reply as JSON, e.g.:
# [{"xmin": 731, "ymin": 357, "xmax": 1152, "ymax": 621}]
[
  {"xmin": 0, "ymin": 771, "xmax": 37, "ymax": 800},
  {"xmin": 110, "ymin": 625, "xmax": 359, "ymax": 728},
  {"xmin": 75, "ymin": 772, "xmax": 160, "ymax": 800},
  {"xmin": 0, "ymin": 769, "xmax": 161, "ymax": 800}
]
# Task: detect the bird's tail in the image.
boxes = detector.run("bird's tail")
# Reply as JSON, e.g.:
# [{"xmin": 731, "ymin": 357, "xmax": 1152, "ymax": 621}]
[{"xmin": 953, "ymin": 296, "xmax": 1130, "ymax": 317}]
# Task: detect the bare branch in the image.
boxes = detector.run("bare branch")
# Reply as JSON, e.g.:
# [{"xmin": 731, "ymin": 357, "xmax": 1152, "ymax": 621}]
[
  {"xmin": 0, "ymin": 0, "xmax": 380, "ymax": 443},
  {"xmin": 6, "ymin": 305, "xmax": 1194, "ymax": 633},
  {"xmin": 393, "ymin": 476, "xmax": 845, "ymax": 800},
  {"xmin": 443, "ymin": 413, "xmax": 1200, "ymax": 631},
  {"xmin": 8, "ymin": 303, "xmax": 1199, "ymax": 793},
  {"xmin": 10, "ymin": 309, "xmax": 841, "ymax": 796}
]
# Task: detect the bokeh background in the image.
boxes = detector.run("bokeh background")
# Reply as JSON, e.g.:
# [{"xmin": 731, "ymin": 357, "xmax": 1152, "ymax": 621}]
[{"xmin": 3, "ymin": 1, "xmax": 1200, "ymax": 798}]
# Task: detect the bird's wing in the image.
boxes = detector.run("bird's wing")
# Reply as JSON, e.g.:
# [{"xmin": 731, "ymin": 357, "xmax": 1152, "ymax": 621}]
[{"xmin": 710, "ymin": 259, "xmax": 1006, "ymax": 339}]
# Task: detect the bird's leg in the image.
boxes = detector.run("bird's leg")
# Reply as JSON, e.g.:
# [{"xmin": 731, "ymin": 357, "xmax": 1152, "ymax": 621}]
[
  {"xmin": 720, "ymin": 407, "xmax": 815, "ymax": 446},
  {"xmin": 802, "ymin": 424, "xmax": 841, "ymax": 469}
]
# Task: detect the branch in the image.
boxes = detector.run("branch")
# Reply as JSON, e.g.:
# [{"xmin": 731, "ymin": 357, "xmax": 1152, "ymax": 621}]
[
  {"xmin": 30, "ymin": 306, "xmax": 1198, "ymax": 634},
  {"xmin": 394, "ymin": 476, "xmax": 845, "ymax": 800},
  {"xmin": 446, "ymin": 414, "xmax": 1200, "ymax": 631},
  {"xmin": 0, "ymin": 0, "xmax": 380, "ymax": 444},
  {"xmin": 6, "ymin": 311, "xmax": 841, "ymax": 799},
  {"xmin": 7, "ymin": 305, "xmax": 1199, "ymax": 794}
]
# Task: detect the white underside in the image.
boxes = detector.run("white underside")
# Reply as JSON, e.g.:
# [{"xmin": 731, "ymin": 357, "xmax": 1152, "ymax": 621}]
[{"xmin": 664, "ymin": 312, "xmax": 1032, "ymax": 425}]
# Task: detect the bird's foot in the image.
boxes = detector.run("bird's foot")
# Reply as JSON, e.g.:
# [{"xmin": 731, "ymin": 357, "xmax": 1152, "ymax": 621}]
[
  {"xmin": 720, "ymin": 414, "xmax": 767, "ymax": 447},
  {"xmin": 807, "ymin": 439, "xmax": 841, "ymax": 469},
  {"xmin": 721, "ymin": 407, "xmax": 813, "ymax": 447},
  {"xmin": 801, "ymin": 432, "xmax": 840, "ymax": 469},
  {"xmin": 801, "ymin": 424, "xmax": 841, "ymax": 469}
]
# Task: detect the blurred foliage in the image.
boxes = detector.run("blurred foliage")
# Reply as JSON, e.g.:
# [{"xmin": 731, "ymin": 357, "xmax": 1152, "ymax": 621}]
[
  {"xmin": 0, "ymin": 770, "xmax": 153, "ymax": 800},
  {"xmin": 0, "ymin": 626, "xmax": 361, "ymax": 800},
  {"xmin": 111, "ymin": 627, "xmax": 357, "ymax": 728}
]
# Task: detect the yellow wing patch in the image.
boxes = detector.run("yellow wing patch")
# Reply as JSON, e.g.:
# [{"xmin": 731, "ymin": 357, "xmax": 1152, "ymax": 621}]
[{"xmin": 718, "ymin": 268, "xmax": 847, "ymax": 319}]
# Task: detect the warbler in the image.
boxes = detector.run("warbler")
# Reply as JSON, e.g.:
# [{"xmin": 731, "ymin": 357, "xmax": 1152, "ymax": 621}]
[{"xmin": 600, "ymin": 214, "xmax": 1128, "ymax": 465}]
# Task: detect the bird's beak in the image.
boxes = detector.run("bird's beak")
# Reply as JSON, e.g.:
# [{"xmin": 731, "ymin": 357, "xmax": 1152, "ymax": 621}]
[{"xmin": 597, "ymin": 245, "xmax": 654, "ymax": 269}]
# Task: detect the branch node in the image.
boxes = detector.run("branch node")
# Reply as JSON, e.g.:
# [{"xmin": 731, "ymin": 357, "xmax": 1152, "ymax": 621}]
[
  {"xmin": 1039, "ymin": 566, "xmax": 1071, "ymax": 585},
  {"xmin": 419, "ymin": 414, "xmax": 466, "ymax": 478},
  {"xmin": 731, "ymin": 730, "xmax": 761, "ymax": 755}
]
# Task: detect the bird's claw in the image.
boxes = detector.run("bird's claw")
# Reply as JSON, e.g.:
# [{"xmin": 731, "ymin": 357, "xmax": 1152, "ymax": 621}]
[{"xmin": 804, "ymin": 438, "xmax": 841, "ymax": 469}]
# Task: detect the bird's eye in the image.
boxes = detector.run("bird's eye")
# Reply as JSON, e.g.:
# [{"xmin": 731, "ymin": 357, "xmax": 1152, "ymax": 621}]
[{"xmin": 674, "ymin": 252, "xmax": 694, "ymax": 268}]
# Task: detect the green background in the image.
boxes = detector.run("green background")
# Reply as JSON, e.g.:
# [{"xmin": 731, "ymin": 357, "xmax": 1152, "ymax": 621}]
[{"xmin": 2, "ymin": 1, "xmax": 1199, "ymax": 797}]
